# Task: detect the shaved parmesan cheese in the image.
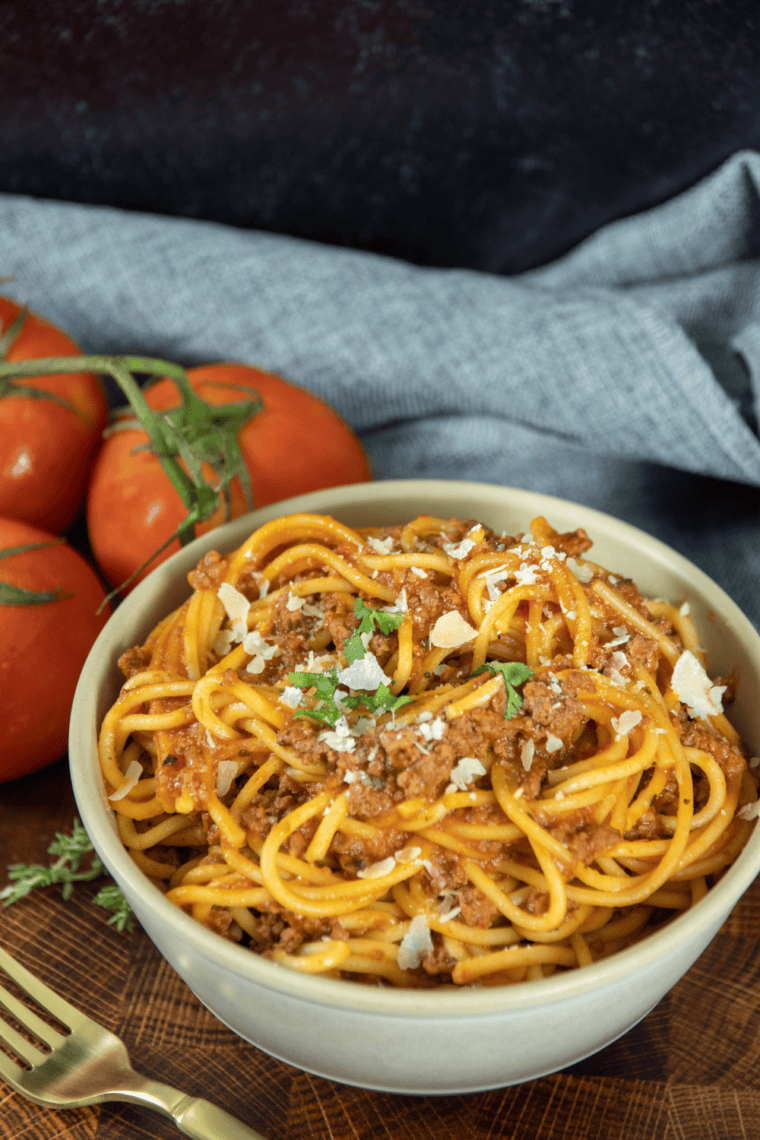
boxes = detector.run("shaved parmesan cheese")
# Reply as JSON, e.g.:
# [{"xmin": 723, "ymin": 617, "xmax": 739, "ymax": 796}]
[
  {"xmin": 410, "ymin": 565, "xmax": 428, "ymax": 578},
  {"xmin": 319, "ymin": 717, "xmax": 356, "ymax": 753},
  {"xmin": 397, "ymin": 914, "xmax": 433, "ymax": 970},
  {"xmin": 357, "ymin": 856, "xmax": 397, "ymax": 879},
  {"xmin": 252, "ymin": 572, "xmax": 270, "ymax": 598},
  {"xmin": 429, "ymin": 611, "xmax": 477, "ymax": 648},
  {"xmin": 395, "ymin": 845, "xmax": 422, "ymax": 863},
  {"xmin": 367, "ymin": 535, "xmax": 395, "ymax": 554},
  {"xmin": 671, "ymin": 651, "xmax": 726, "ymax": 719},
  {"xmin": 611, "ymin": 709, "xmax": 642, "ymax": 736},
  {"xmin": 545, "ymin": 733, "xmax": 563, "ymax": 754},
  {"xmin": 294, "ymin": 651, "xmax": 333, "ymax": 673},
  {"xmin": 567, "ymin": 558, "xmax": 594, "ymax": 584},
  {"xmin": 419, "ymin": 717, "xmax": 446, "ymax": 743},
  {"xmin": 513, "ymin": 564, "xmax": 539, "ymax": 586},
  {"xmin": 109, "ymin": 759, "xmax": 142, "ymax": 801},
  {"xmin": 447, "ymin": 756, "xmax": 486, "ymax": 791},
  {"xmin": 679, "ymin": 601, "xmax": 691, "ymax": 616},
  {"xmin": 242, "ymin": 630, "xmax": 281, "ymax": 673},
  {"xmin": 383, "ymin": 588, "xmax": 408, "ymax": 614},
  {"xmin": 521, "ymin": 739, "xmax": 535, "ymax": 772},
  {"xmin": 218, "ymin": 583, "xmax": 250, "ymax": 629},
  {"xmin": 738, "ymin": 800, "xmax": 760, "ymax": 821},
  {"xmin": 212, "ymin": 629, "xmax": 236, "ymax": 657},
  {"xmin": 337, "ymin": 652, "xmax": 391, "ymax": 691},
  {"xmin": 243, "ymin": 630, "xmax": 280, "ymax": 659},
  {"xmin": 279, "ymin": 686, "xmax": 303, "ymax": 708},
  {"xmin": 443, "ymin": 537, "xmax": 476, "ymax": 559},
  {"xmin": 216, "ymin": 760, "xmax": 238, "ymax": 797},
  {"xmin": 342, "ymin": 769, "xmax": 372, "ymax": 786},
  {"xmin": 437, "ymin": 894, "xmax": 461, "ymax": 923},
  {"xmin": 287, "ymin": 594, "xmax": 323, "ymax": 618}
]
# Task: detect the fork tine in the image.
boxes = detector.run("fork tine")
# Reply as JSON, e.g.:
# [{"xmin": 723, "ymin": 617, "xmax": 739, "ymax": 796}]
[
  {"xmin": 0, "ymin": 978, "xmax": 68, "ymax": 1051},
  {"xmin": 0, "ymin": 1047, "xmax": 24, "ymax": 1089},
  {"xmin": 0, "ymin": 947, "xmax": 83, "ymax": 1032},
  {"xmin": 0, "ymin": 1004, "xmax": 50, "ymax": 1068}
]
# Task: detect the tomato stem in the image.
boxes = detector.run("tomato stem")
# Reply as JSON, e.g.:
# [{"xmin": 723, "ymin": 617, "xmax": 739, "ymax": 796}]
[{"xmin": 0, "ymin": 352, "xmax": 263, "ymax": 591}]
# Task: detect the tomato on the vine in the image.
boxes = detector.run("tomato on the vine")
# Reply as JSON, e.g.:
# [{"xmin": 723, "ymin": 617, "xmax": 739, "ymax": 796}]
[
  {"xmin": 0, "ymin": 517, "xmax": 110, "ymax": 783},
  {"xmin": 0, "ymin": 297, "xmax": 108, "ymax": 533},
  {"xmin": 86, "ymin": 363, "xmax": 372, "ymax": 590}
]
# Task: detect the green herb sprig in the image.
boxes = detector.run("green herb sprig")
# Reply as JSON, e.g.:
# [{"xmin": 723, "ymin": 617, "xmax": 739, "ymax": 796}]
[
  {"xmin": 1, "ymin": 819, "xmax": 135, "ymax": 932},
  {"xmin": 470, "ymin": 661, "xmax": 534, "ymax": 718}
]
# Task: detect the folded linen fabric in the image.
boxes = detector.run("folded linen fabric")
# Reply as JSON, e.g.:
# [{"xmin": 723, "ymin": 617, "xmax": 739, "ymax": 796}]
[{"xmin": 1, "ymin": 150, "xmax": 759, "ymax": 626}]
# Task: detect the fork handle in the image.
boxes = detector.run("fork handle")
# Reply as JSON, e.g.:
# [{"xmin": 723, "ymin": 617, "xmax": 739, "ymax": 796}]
[{"xmin": 172, "ymin": 1095, "xmax": 270, "ymax": 1140}]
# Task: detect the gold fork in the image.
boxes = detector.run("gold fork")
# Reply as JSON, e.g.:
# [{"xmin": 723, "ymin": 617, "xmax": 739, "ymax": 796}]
[{"xmin": 0, "ymin": 945, "xmax": 269, "ymax": 1139}]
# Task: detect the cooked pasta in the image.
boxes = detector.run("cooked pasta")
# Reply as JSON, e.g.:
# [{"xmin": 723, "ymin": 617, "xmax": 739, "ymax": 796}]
[{"xmin": 99, "ymin": 511, "xmax": 758, "ymax": 987}]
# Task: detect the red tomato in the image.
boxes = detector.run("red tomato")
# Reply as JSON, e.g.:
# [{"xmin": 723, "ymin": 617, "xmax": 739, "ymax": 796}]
[
  {"xmin": 0, "ymin": 517, "xmax": 110, "ymax": 782},
  {"xmin": 0, "ymin": 296, "xmax": 108, "ymax": 533},
  {"xmin": 86, "ymin": 363, "xmax": 372, "ymax": 589}
]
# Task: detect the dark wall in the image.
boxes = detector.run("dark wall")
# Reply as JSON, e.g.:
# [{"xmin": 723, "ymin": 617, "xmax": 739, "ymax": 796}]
[{"xmin": 2, "ymin": 0, "xmax": 759, "ymax": 273}]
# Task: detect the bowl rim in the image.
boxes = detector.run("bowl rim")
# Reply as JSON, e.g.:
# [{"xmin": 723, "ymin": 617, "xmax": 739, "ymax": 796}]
[{"xmin": 70, "ymin": 478, "xmax": 760, "ymax": 1018}]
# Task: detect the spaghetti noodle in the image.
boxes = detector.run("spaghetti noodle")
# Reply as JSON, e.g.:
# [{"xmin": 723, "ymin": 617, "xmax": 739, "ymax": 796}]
[{"xmin": 99, "ymin": 512, "xmax": 758, "ymax": 987}]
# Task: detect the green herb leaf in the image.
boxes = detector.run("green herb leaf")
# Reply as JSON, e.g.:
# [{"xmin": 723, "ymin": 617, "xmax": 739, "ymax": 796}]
[
  {"xmin": 1, "ymin": 819, "xmax": 133, "ymax": 931},
  {"xmin": 289, "ymin": 668, "xmax": 345, "ymax": 727},
  {"xmin": 470, "ymin": 661, "xmax": 534, "ymax": 718},
  {"xmin": 346, "ymin": 682, "xmax": 413, "ymax": 717},
  {"xmin": 344, "ymin": 598, "xmax": 405, "ymax": 663},
  {"xmin": 91, "ymin": 884, "xmax": 135, "ymax": 932}
]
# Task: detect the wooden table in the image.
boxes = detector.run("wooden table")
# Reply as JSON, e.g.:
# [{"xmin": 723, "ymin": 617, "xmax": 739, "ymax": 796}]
[{"xmin": 2, "ymin": 757, "xmax": 760, "ymax": 1140}]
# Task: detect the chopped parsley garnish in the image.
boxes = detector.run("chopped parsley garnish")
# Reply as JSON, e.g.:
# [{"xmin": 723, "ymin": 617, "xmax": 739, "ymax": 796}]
[
  {"xmin": 1, "ymin": 819, "xmax": 135, "ymax": 932},
  {"xmin": 287, "ymin": 667, "xmax": 345, "ymax": 727},
  {"xmin": 288, "ymin": 598, "xmax": 411, "ymax": 724},
  {"xmin": 470, "ymin": 661, "xmax": 534, "ymax": 718},
  {"xmin": 343, "ymin": 598, "xmax": 406, "ymax": 664}
]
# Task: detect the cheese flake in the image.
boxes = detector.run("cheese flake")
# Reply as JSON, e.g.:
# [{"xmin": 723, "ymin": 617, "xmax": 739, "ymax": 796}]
[
  {"xmin": 337, "ymin": 652, "xmax": 391, "ymax": 692},
  {"xmin": 443, "ymin": 537, "xmax": 476, "ymax": 559},
  {"xmin": 611, "ymin": 709, "xmax": 643, "ymax": 737},
  {"xmin": 671, "ymin": 651, "xmax": 726, "ymax": 719},
  {"xmin": 567, "ymin": 558, "xmax": 594, "ymax": 584},
  {"xmin": 216, "ymin": 760, "xmax": 238, "ymax": 797},
  {"xmin": 545, "ymin": 733, "xmax": 563, "ymax": 754},
  {"xmin": 356, "ymin": 856, "xmax": 397, "ymax": 879},
  {"xmin": 279, "ymin": 686, "xmax": 304, "ymax": 709},
  {"xmin": 520, "ymin": 739, "xmax": 535, "ymax": 772},
  {"xmin": 429, "ymin": 610, "xmax": 477, "ymax": 649},
  {"xmin": 218, "ymin": 583, "xmax": 250, "ymax": 628},
  {"xmin": 447, "ymin": 756, "xmax": 486, "ymax": 791},
  {"xmin": 319, "ymin": 716, "xmax": 356, "ymax": 753},
  {"xmin": 738, "ymin": 800, "xmax": 760, "ymax": 821},
  {"xmin": 397, "ymin": 914, "xmax": 433, "ymax": 970},
  {"xmin": 367, "ymin": 535, "xmax": 395, "ymax": 554},
  {"xmin": 212, "ymin": 629, "xmax": 236, "ymax": 657},
  {"xmin": 419, "ymin": 716, "xmax": 446, "ymax": 742},
  {"xmin": 109, "ymin": 759, "xmax": 143, "ymax": 801}
]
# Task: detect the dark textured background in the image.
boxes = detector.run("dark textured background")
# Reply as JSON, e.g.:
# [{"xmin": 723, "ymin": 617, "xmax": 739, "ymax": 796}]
[{"xmin": 2, "ymin": 0, "xmax": 759, "ymax": 273}]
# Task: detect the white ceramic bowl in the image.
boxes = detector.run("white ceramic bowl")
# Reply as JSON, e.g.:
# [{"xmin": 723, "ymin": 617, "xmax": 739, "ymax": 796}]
[{"xmin": 70, "ymin": 480, "xmax": 760, "ymax": 1094}]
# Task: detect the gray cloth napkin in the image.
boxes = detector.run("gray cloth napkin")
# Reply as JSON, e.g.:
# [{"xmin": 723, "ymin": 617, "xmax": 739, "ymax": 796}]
[{"xmin": 2, "ymin": 150, "xmax": 759, "ymax": 627}]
